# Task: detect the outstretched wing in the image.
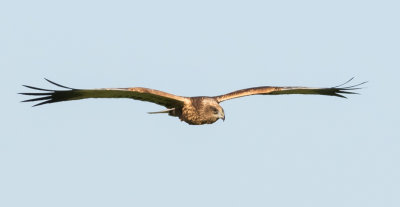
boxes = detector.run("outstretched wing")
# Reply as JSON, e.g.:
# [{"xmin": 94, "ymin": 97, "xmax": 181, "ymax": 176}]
[
  {"xmin": 20, "ymin": 79, "xmax": 187, "ymax": 108},
  {"xmin": 215, "ymin": 78, "xmax": 367, "ymax": 103}
]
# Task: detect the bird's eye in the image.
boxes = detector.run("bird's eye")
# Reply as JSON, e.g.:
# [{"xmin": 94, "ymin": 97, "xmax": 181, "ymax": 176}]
[{"xmin": 211, "ymin": 107, "xmax": 219, "ymax": 114}]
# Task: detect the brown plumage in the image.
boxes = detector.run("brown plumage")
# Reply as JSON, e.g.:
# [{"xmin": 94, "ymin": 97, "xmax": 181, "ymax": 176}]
[{"xmin": 20, "ymin": 78, "xmax": 366, "ymax": 125}]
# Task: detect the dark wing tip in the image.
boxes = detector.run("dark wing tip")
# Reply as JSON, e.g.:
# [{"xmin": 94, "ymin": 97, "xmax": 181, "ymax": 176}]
[
  {"xmin": 332, "ymin": 78, "xmax": 367, "ymax": 98},
  {"xmin": 22, "ymin": 85, "xmax": 54, "ymax": 91},
  {"xmin": 44, "ymin": 78, "xmax": 75, "ymax": 90},
  {"xmin": 20, "ymin": 79, "xmax": 76, "ymax": 106},
  {"xmin": 333, "ymin": 93, "xmax": 348, "ymax": 99}
]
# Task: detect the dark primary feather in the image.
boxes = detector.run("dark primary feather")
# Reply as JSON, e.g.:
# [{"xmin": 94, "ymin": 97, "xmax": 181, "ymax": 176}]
[{"xmin": 20, "ymin": 79, "xmax": 186, "ymax": 108}]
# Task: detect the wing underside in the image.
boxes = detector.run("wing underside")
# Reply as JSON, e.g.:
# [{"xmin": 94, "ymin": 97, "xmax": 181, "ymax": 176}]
[
  {"xmin": 20, "ymin": 79, "xmax": 186, "ymax": 108},
  {"xmin": 215, "ymin": 78, "xmax": 367, "ymax": 102}
]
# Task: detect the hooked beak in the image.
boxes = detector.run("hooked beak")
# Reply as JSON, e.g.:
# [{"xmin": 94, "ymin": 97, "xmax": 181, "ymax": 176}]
[{"xmin": 219, "ymin": 111, "xmax": 225, "ymax": 121}]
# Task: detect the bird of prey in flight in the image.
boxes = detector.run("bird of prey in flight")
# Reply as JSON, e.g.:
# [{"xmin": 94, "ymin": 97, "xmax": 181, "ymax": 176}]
[{"xmin": 20, "ymin": 78, "xmax": 366, "ymax": 125}]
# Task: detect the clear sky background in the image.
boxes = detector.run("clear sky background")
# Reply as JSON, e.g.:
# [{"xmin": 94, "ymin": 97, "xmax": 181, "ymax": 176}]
[{"xmin": 1, "ymin": 0, "xmax": 399, "ymax": 206}]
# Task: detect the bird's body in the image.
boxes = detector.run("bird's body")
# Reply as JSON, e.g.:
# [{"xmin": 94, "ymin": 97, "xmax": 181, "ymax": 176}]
[
  {"xmin": 180, "ymin": 97, "xmax": 225, "ymax": 125},
  {"xmin": 20, "ymin": 78, "xmax": 365, "ymax": 125}
]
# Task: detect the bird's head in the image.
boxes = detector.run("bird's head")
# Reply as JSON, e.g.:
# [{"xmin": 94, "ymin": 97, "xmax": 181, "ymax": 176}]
[{"xmin": 205, "ymin": 103, "xmax": 225, "ymax": 122}]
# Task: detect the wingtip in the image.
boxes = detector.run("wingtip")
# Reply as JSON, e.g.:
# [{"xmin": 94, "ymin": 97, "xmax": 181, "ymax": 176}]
[
  {"xmin": 44, "ymin": 78, "xmax": 75, "ymax": 90},
  {"xmin": 32, "ymin": 102, "xmax": 47, "ymax": 107},
  {"xmin": 334, "ymin": 77, "xmax": 355, "ymax": 88},
  {"xmin": 19, "ymin": 99, "xmax": 43, "ymax": 107},
  {"xmin": 44, "ymin": 78, "xmax": 54, "ymax": 85},
  {"xmin": 334, "ymin": 93, "xmax": 348, "ymax": 99}
]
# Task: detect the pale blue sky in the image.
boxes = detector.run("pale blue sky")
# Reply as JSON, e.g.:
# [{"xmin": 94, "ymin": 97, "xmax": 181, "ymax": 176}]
[{"xmin": 1, "ymin": 0, "xmax": 399, "ymax": 206}]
